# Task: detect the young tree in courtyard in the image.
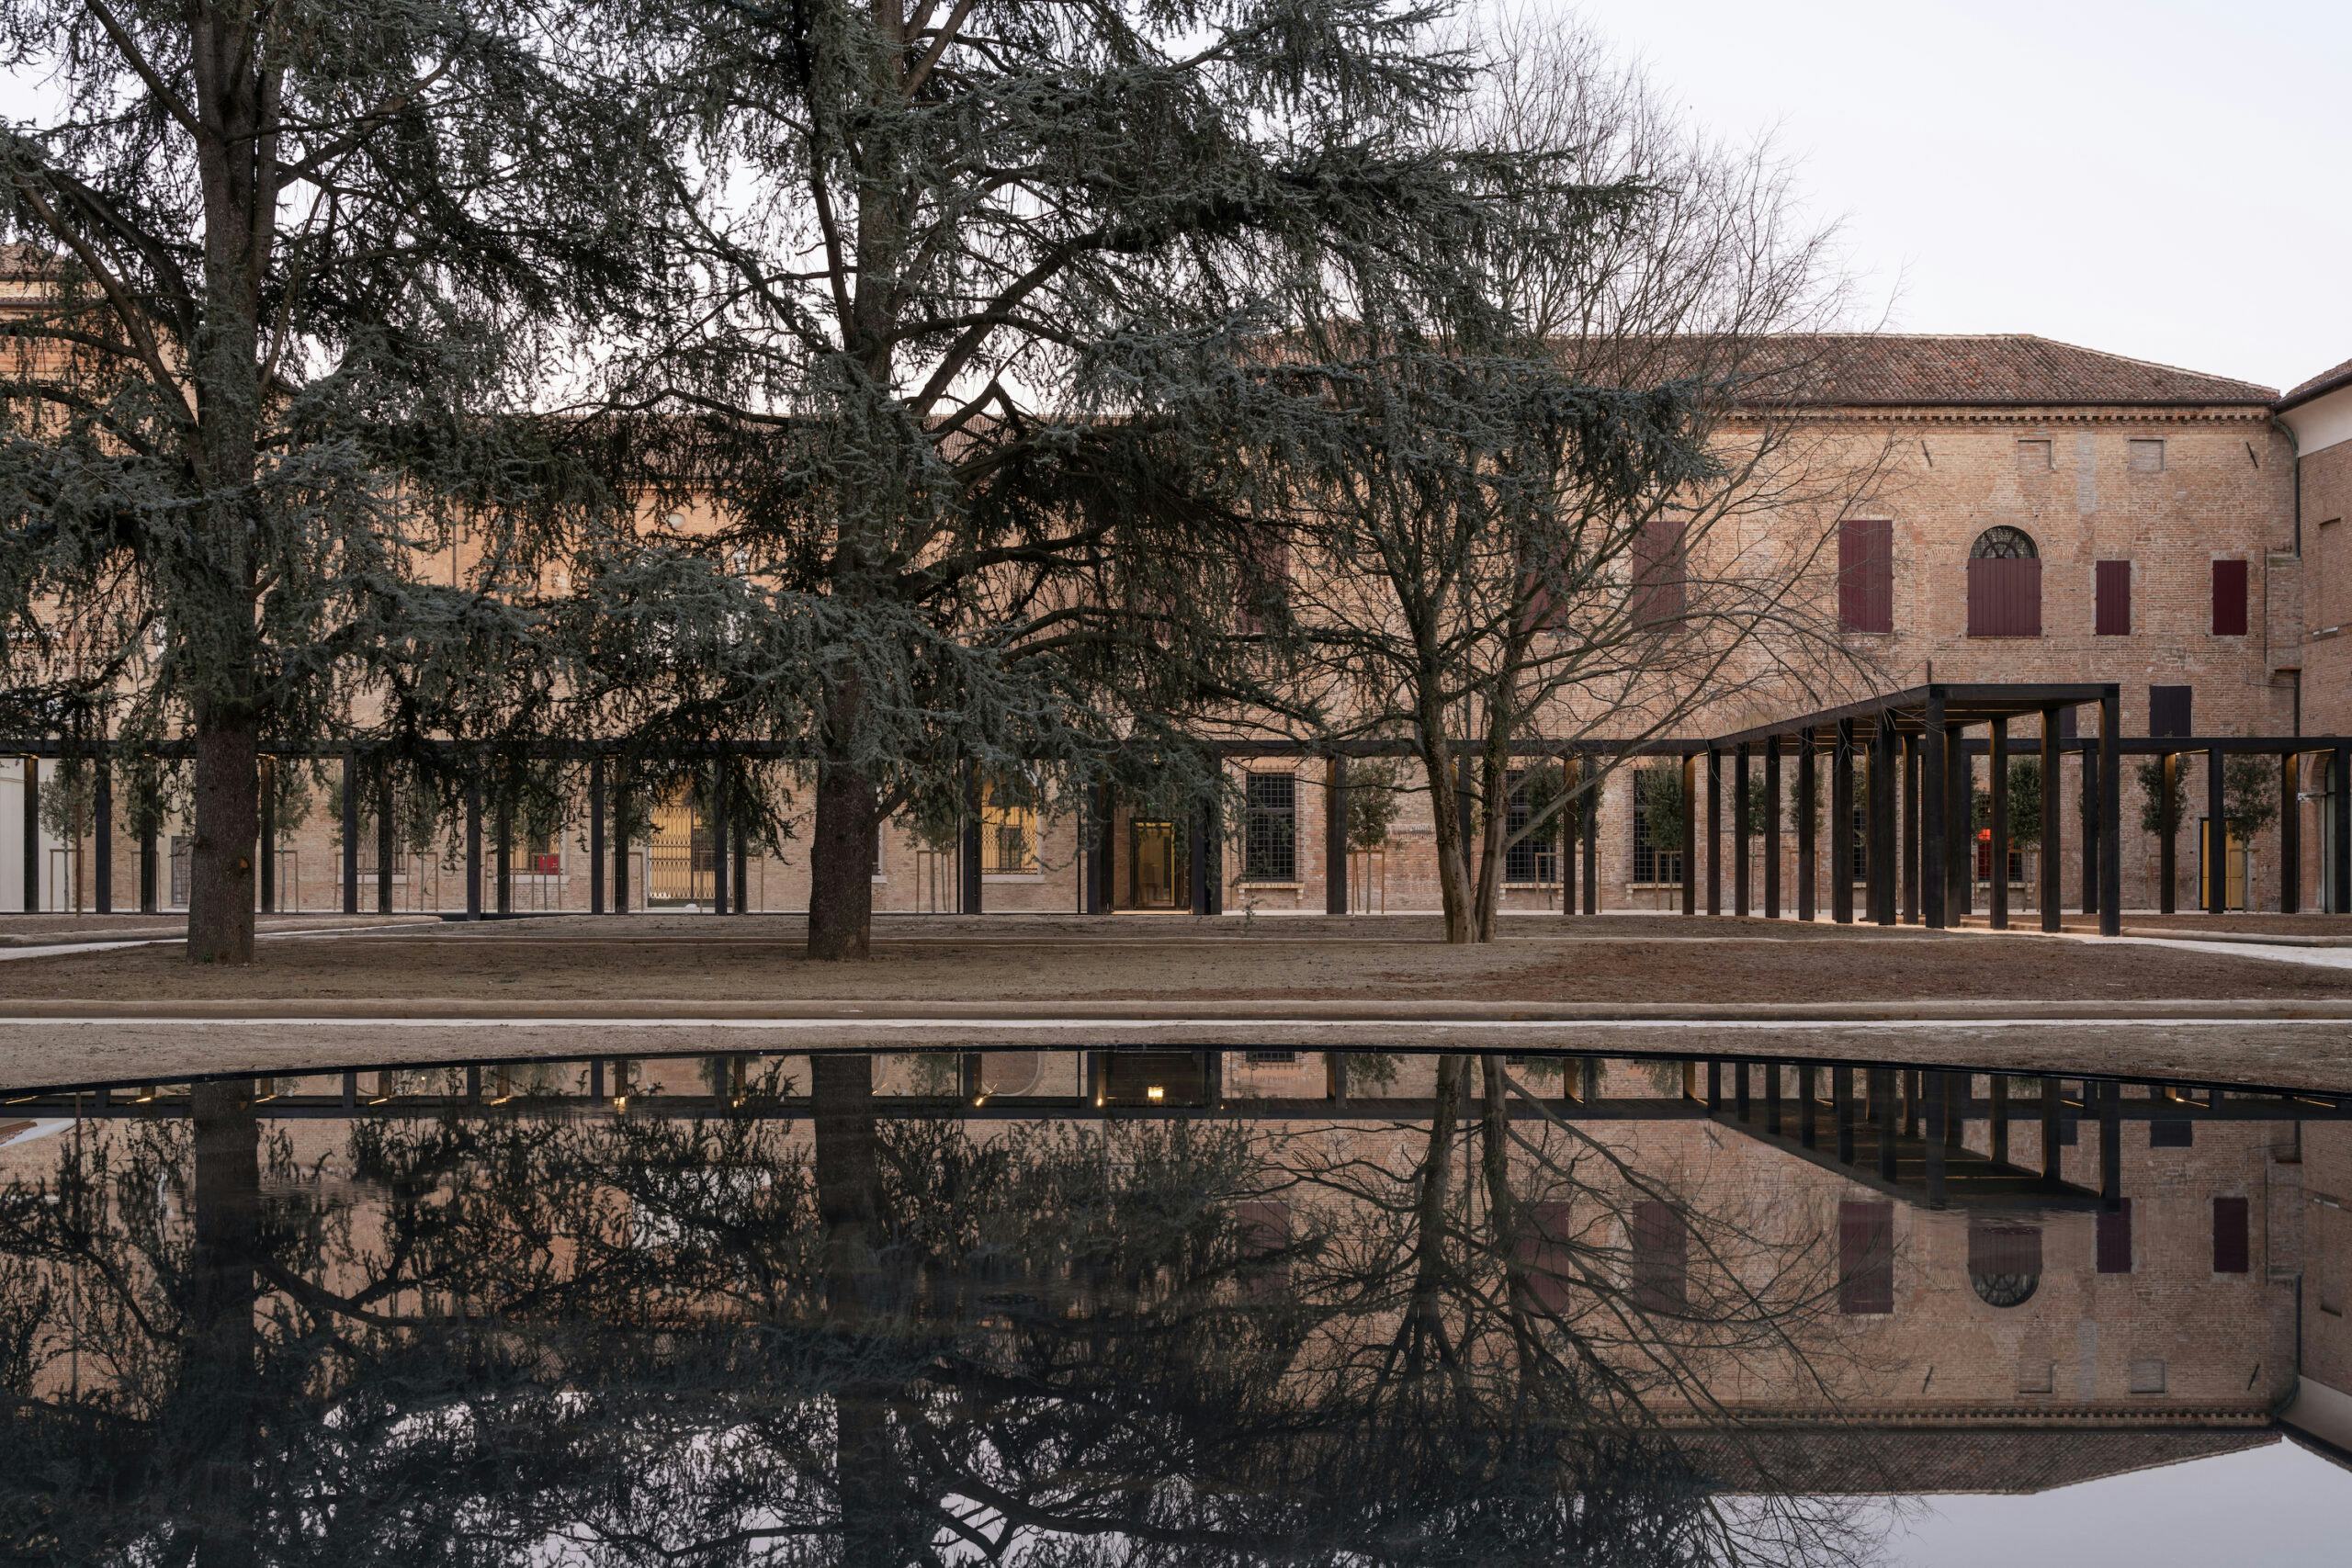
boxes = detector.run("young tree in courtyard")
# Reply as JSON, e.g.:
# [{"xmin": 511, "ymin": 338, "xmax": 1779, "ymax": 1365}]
[
  {"xmin": 0, "ymin": 0, "xmax": 664, "ymax": 960},
  {"xmin": 1263, "ymin": 15, "xmax": 1881, "ymax": 942}
]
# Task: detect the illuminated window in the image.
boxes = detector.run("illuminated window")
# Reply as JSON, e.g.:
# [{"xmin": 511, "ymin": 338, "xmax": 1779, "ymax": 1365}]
[{"xmin": 980, "ymin": 781, "xmax": 1038, "ymax": 874}]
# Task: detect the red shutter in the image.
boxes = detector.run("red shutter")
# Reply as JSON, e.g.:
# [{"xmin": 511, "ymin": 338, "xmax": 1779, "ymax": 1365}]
[
  {"xmin": 1838, "ymin": 1199, "xmax": 1894, "ymax": 1314},
  {"xmin": 1630, "ymin": 1199, "xmax": 1688, "ymax": 1314},
  {"xmin": 1235, "ymin": 1199, "xmax": 1292, "ymax": 1297},
  {"xmin": 1838, "ymin": 518, "xmax": 1894, "ymax": 633},
  {"xmin": 2211, "ymin": 558, "xmax": 2248, "ymax": 636},
  {"xmin": 2094, "ymin": 559, "xmax": 2132, "ymax": 636},
  {"xmin": 1514, "ymin": 1200, "xmax": 1577, "ymax": 1313},
  {"xmin": 1968, "ymin": 558, "xmax": 2042, "ymax": 637},
  {"xmin": 2096, "ymin": 1200, "xmax": 2132, "ymax": 1273},
  {"xmin": 2212, "ymin": 1195, "xmax": 2250, "ymax": 1274},
  {"xmin": 1631, "ymin": 516, "xmax": 1687, "ymax": 623}
]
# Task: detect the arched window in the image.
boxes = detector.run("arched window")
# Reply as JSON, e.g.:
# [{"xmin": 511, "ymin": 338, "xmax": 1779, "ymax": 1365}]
[
  {"xmin": 1967, "ymin": 526, "xmax": 2041, "ymax": 637},
  {"xmin": 1968, "ymin": 1222, "xmax": 2042, "ymax": 1308},
  {"xmin": 1971, "ymin": 526, "xmax": 2038, "ymax": 560}
]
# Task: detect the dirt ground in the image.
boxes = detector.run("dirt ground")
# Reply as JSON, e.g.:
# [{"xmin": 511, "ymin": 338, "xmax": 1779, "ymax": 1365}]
[{"xmin": 3, "ymin": 911, "xmax": 2349, "ymax": 1005}]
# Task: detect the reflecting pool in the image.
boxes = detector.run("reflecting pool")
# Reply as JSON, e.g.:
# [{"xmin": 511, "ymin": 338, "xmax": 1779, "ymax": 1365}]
[{"xmin": 1, "ymin": 1049, "xmax": 2346, "ymax": 1564}]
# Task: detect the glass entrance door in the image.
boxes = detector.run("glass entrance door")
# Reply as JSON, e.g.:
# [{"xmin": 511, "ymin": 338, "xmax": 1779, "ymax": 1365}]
[{"xmin": 1129, "ymin": 820, "xmax": 1183, "ymax": 909}]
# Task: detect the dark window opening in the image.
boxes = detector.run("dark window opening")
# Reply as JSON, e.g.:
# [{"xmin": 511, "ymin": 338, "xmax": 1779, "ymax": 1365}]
[
  {"xmin": 1240, "ymin": 773, "xmax": 1296, "ymax": 882},
  {"xmin": 2211, "ymin": 558, "xmax": 2249, "ymax": 637},
  {"xmin": 2212, "ymin": 1195, "xmax": 2251, "ymax": 1275},
  {"xmin": 2150, "ymin": 685, "xmax": 2193, "ymax": 739},
  {"xmin": 2097, "ymin": 1201, "xmax": 2133, "ymax": 1274}
]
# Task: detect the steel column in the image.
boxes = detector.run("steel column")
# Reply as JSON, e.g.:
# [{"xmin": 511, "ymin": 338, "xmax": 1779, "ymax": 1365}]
[
  {"xmin": 612, "ymin": 774, "xmax": 630, "ymax": 916},
  {"xmin": 1706, "ymin": 749, "xmax": 1722, "ymax": 916},
  {"xmin": 2099, "ymin": 693, "xmax": 2121, "ymax": 932},
  {"xmin": 1734, "ymin": 744, "xmax": 1752, "ymax": 916},
  {"xmin": 18, "ymin": 757, "xmax": 35, "ymax": 912},
  {"xmin": 1796, "ymin": 739, "xmax": 1817, "ymax": 921},
  {"xmin": 2282, "ymin": 751, "xmax": 2301, "ymax": 915},
  {"xmin": 1869, "ymin": 717, "xmax": 1896, "ymax": 925},
  {"xmin": 2081, "ymin": 740, "xmax": 2100, "ymax": 916},
  {"xmin": 1798, "ymin": 1064, "xmax": 1818, "ymax": 1147},
  {"xmin": 589, "ymin": 756, "xmax": 606, "ymax": 915},
  {"xmin": 961, "ymin": 762, "xmax": 983, "ymax": 916},
  {"xmin": 2041, "ymin": 709, "xmax": 2063, "ymax": 931},
  {"xmin": 2206, "ymin": 744, "xmax": 2227, "ymax": 916},
  {"xmin": 1581, "ymin": 764, "xmax": 1600, "ymax": 915},
  {"xmin": 1902, "ymin": 733, "xmax": 1921, "ymax": 924},
  {"xmin": 709, "ymin": 764, "xmax": 729, "ymax": 917},
  {"xmin": 493, "ymin": 790, "xmax": 512, "ymax": 917},
  {"xmin": 2041, "ymin": 1077, "xmax": 2064, "ymax": 1184},
  {"xmin": 259, "ymin": 757, "xmax": 277, "ymax": 914},
  {"xmin": 1326, "ymin": 756, "xmax": 1349, "ymax": 915},
  {"xmin": 339, "ymin": 752, "xmax": 358, "ymax": 916},
  {"xmin": 1945, "ymin": 725, "xmax": 1972, "ymax": 926},
  {"xmin": 1764, "ymin": 739, "xmax": 1781, "ymax": 918},
  {"xmin": 1831, "ymin": 719, "xmax": 1855, "ymax": 924},
  {"xmin": 1920, "ymin": 696, "xmax": 1948, "ymax": 929},
  {"xmin": 93, "ymin": 752, "xmax": 112, "ymax": 914},
  {"xmin": 1923, "ymin": 1072, "xmax": 1949, "ymax": 1209},
  {"xmin": 376, "ymin": 763, "xmax": 395, "ymax": 914},
  {"xmin": 1988, "ymin": 718, "xmax": 2008, "ymax": 930},
  {"xmin": 1679, "ymin": 754, "xmax": 1697, "ymax": 915},
  {"xmin": 2099, "ymin": 1082, "xmax": 2122, "ymax": 1209},
  {"xmin": 464, "ymin": 779, "xmax": 482, "ymax": 920},
  {"xmin": 2158, "ymin": 752, "xmax": 2178, "ymax": 915},
  {"xmin": 137, "ymin": 775, "xmax": 157, "ymax": 914},
  {"xmin": 1834, "ymin": 1065, "xmax": 1855, "ymax": 1164}
]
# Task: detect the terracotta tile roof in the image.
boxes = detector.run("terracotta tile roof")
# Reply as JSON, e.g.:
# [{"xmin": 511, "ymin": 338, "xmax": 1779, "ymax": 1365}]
[
  {"xmin": 1742, "ymin": 333, "xmax": 2277, "ymax": 409},
  {"xmin": 2278, "ymin": 355, "xmax": 2352, "ymax": 412},
  {"xmin": 1687, "ymin": 1424, "xmax": 2279, "ymax": 1495}
]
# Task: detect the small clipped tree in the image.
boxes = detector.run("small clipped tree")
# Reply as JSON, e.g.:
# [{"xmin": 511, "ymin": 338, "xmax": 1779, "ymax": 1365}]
[{"xmin": 1636, "ymin": 766, "xmax": 1686, "ymax": 858}]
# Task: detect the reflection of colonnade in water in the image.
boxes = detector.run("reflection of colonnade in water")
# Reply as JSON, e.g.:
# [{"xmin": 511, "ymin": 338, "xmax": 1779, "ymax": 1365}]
[{"xmin": 3, "ymin": 1048, "xmax": 2338, "ymax": 1450}]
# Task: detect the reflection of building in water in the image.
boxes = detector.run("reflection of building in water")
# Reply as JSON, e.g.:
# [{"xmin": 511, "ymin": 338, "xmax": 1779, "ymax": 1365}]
[{"xmin": 0, "ymin": 1049, "xmax": 2340, "ymax": 1493}]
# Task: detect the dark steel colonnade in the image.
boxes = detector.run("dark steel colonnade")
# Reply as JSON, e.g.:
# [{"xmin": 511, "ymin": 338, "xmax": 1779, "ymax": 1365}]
[{"xmin": 6, "ymin": 681, "xmax": 2350, "ymax": 928}]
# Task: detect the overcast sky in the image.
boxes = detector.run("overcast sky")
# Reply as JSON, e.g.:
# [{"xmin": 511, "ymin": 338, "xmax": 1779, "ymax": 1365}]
[{"xmin": 1556, "ymin": 0, "xmax": 2350, "ymax": 392}]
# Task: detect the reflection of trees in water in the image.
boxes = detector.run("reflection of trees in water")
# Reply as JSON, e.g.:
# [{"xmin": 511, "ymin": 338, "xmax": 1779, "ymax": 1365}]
[{"xmin": 0, "ymin": 1057, "xmax": 1871, "ymax": 1565}]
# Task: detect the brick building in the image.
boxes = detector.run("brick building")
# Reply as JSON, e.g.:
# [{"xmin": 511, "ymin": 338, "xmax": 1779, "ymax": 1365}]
[{"xmin": 4, "ymin": 333, "xmax": 2346, "ymax": 919}]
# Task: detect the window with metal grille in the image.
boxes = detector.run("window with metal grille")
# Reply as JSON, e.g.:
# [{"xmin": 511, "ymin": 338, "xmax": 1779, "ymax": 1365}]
[
  {"xmin": 1502, "ymin": 768, "xmax": 1561, "ymax": 886},
  {"xmin": 1838, "ymin": 1199, "xmax": 1894, "ymax": 1314},
  {"xmin": 2093, "ymin": 558, "xmax": 2132, "ymax": 636},
  {"xmin": 1967, "ymin": 526, "xmax": 2041, "ymax": 637},
  {"xmin": 1631, "ymin": 768, "xmax": 1683, "ymax": 885},
  {"xmin": 979, "ymin": 781, "xmax": 1038, "ymax": 874},
  {"xmin": 1244, "ymin": 1050, "xmax": 1297, "ymax": 1065},
  {"xmin": 2211, "ymin": 558, "xmax": 2249, "ymax": 636},
  {"xmin": 1838, "ymin": 517, "xmax": 1894, "ymax": 633},
  {"xmin": 1240, "ymin": 772, "xmax": 1296, "ymax": 882}
]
